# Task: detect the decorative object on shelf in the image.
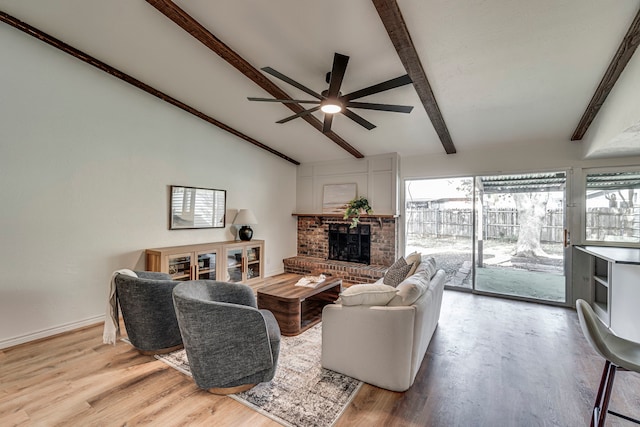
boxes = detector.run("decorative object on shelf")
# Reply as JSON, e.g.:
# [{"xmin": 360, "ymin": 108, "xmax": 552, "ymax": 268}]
[
  {"xmin": 344, "ymin": 196, "xmax": 373, "ymax": 228},
  {"xmin": 322, "ymin": 183, "xmax": 356, "ymax": 214},
  {"xmin": 169, "ymin": 185, "xmax": 226, "ymax": 230},
  {"xmin": 233, "ymin": 209, "xmax": 258, "ymax": 241}
]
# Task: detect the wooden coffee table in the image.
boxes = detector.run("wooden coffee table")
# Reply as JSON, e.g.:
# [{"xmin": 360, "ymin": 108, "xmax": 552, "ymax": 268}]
[{"xmin": 257, "ymin": 276, "xmax": 342, "ymax": 336}]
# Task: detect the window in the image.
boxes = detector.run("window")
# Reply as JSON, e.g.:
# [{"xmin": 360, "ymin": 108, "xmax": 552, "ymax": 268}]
[{"xmin": 585, "ymin": 169, "xmax": 640, "ymax": 245}]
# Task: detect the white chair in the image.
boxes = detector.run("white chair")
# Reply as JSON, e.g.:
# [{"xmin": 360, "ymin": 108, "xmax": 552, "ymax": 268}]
[{"xmin": 575, "ymin": 299, "xmax": 640, "ymax": 427}]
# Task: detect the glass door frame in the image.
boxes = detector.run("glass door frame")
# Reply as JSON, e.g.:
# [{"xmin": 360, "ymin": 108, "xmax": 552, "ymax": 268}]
[
  {"xmin": 402, "ymin": 169, "xmax": 573, "ymax": 307},
  {"xmin": 471, "ymin": 170, "xmax": 571, "ymax": 307}
]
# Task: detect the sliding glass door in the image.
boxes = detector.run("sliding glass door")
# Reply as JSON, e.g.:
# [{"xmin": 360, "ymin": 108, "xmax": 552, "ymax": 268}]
[
  {"xmin": 405, "ymin": 177, "xmax": 474, "ymax": 290},
  {"xmin": 474, "ymin": 172, "xmax": 567, "ymax": 303},
  {"xmin": 405, "ymin": 172, "xmax": 568, "ymax": 304}
]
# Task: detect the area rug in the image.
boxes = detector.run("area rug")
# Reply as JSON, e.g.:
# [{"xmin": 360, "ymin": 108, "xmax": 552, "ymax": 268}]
[{"xmin": 154, "ymin": 324, "xmax": 363, "ymax": 427}]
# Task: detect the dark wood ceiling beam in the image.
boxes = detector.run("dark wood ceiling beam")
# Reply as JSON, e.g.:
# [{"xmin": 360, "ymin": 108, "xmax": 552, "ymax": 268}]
[
  {"xmin": 372, "ymin": 0, "xmax": 456, "ymax": 154},
  {"xmin": 571, "ymin": 7, "xmax": 640, "ymax": 141},
  {"xmin": 145, "ymin": 0, "xmax": 364, "ymax": 159},
  {"xmin": 0, "ymin": 11, "xmax": 300, "ymax": 165}
]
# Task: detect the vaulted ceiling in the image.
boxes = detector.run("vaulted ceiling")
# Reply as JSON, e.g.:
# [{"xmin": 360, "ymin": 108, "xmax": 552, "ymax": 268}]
[{"xmin": 2, "ymin": 0, "xmax": 639, "ymax": 165}]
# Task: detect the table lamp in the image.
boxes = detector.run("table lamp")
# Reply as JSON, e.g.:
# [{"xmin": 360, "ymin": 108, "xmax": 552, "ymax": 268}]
[{"xmin": 233, "ymin": 209, "xmax": 257, "ymax": 241}]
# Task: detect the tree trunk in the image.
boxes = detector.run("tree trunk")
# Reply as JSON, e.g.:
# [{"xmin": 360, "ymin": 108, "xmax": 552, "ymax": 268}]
[{"xmin": 513, "ymin": 193, "xmax": 550, "ymax": 257}]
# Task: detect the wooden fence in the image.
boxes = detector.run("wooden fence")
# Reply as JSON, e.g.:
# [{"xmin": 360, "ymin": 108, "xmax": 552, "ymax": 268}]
[
  {"xmin": 585, "ymin": 207, "xmax": 640, "ymax": 241},
  {"xmin": 406, "ymin": 207, "xmax": 639, "ymax": 243}
]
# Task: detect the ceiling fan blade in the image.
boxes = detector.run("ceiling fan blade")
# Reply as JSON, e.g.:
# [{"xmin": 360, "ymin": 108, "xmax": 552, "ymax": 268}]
[
  {"xmin": 345, "ymin": 101, "xmax": 413, "ymax": 113},
  {"xmin": 248, "ymin": 97, "xmax": 320, "ymax": 104},
  {"xmin": 261, "ymin": 67, "xmax": 323, "ymax": 99},
  {"xmin": 322, "ymin": 113, "xmax": 334, "ymax": 133},
  {"xmin": 276, "ymin": 106, "xmax": 321, "ymax": 124},
  {"xmin": 342, "ymin": 74, "xmax": 412, "ymax": 101},
  {"xmin": 327, "ymin": 53, "xmax": 349, "ymax": 99},
  {"xmin": 342, "ymin": 109, "xmax": 376, "ymax": 130}
]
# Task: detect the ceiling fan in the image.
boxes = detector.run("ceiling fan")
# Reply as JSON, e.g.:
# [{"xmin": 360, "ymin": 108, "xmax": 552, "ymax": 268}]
[{"xmin": 248, "ymin": 52, "xmax": 414, "ymax": 133}]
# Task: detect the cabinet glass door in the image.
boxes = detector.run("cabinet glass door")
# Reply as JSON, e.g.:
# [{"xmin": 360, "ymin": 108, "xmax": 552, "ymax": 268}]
[
  {"xmin": 226, "ymin": 248, "xmax": 243, "ymax": 283},
  {"xmin": 246, "ymin": 245, "xmax": 262, "ymax": 280},
  {"xmin": 168, "ymin": 253, "xmax": 193, "ymax": 281},
  {"xmin": 196, "ymin": 250, "xmax": 217, "ymax": 280}
]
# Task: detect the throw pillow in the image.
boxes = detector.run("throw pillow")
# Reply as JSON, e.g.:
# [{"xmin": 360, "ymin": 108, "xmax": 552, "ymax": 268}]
[
  {"xmin": 337, "ymin": 284, "xmax": 398, "ymax": 306},
  {"xmin": 404, "ymin": 251, "xmax": 422, "ymax": 276},
  {"xmin": 383, "ymin": 262, "xmax": 413, "ymax": 287},
  {"xmin": 404, "ymin": 251, "xmax": 421, "ymax": 266},
  {"xmin": 388, "ymin": 256, "xmax": 407, "ymax": 271}
]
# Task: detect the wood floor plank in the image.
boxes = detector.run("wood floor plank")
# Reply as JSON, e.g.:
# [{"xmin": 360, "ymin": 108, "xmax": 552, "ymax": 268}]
[{"xmin": 2, "ymin": 280, "xmax": 640, "ymax": 426}]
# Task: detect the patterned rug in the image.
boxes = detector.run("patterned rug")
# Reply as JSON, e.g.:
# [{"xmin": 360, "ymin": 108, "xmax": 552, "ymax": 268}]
[{"xmin": 155, "ymin": 324, "xmax": 363, "ymax": 427}]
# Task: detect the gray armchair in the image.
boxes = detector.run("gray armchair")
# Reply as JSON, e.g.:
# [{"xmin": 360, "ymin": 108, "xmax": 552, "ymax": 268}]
[
  {"xmin": 172, "ymin": 280, "xmax": 281, "ymax": 394},
  {"xmin": 114, "ymin": 271, "xmax": 183, "ymax": 354}
]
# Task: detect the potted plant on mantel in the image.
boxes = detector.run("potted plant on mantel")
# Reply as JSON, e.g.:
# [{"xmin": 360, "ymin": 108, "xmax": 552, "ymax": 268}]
[{"xmin": 344, "ymin": 196, "xmax": 373, "ymax": 228}]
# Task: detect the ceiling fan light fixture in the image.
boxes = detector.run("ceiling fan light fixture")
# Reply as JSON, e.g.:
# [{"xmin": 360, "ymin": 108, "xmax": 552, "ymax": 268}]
[{"xmin": 320, "ymin": 101, "xmax": 342, "ymax": 114}]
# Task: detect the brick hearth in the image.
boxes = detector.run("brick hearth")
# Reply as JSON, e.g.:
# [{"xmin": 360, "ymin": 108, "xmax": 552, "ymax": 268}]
[{"xmin": 284, "ymin": 214, "xmax": 397, "ymax": 285}]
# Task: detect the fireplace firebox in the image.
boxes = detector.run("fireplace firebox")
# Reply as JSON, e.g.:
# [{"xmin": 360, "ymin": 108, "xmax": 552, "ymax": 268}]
[{"xmin": 328, "ymin": 224, "xmax": 370, "ymax": 264}]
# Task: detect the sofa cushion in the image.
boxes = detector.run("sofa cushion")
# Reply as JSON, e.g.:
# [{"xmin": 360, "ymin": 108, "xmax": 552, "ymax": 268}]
[
  {"xmin": 387, "ymin": 273, "xmax": 431, "ymax": 306},
  {"xmin": 337, "ymin": 284, "xmax": 398, "ymax": 306},
  {"xmin": 416, "ymin": 256, "xmax": 437, "ymax": 279},
  {"xmin": 386, "ymin": 256, "xmax": 437, "ymax": 306}
]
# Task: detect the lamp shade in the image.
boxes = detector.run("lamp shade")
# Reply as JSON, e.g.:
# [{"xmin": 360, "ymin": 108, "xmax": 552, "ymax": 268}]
[{"xmin": 233, "ymin": 209, "xmax": 257, "ymax": 225}]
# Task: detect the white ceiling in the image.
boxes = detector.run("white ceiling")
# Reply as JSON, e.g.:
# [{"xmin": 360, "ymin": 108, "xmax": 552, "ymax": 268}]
[{"xmin": 1, "ymin": 0, "xmax": 639, "ymax": 164}]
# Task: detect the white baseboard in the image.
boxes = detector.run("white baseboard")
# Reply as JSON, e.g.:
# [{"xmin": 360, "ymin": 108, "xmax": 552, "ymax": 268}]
[{"xmin": 0, "ymin": 315, "xmax": 105, "ymax": 350}]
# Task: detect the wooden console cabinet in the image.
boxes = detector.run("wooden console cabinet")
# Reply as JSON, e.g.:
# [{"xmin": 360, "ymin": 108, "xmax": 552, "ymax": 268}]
[
  {"xmin": 573, "ymin": 245, "xmax": 640, "ymax": 342},
  {"xmin": 146, "ymin": 240, "xmax": 264, "ymax": 285}
]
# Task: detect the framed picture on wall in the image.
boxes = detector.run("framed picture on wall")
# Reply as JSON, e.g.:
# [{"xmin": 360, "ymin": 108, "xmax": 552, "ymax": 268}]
[
  {"xmin": 170, "ymin": 185, "xmax": 226, "ymax": 229},
  {"xmin": 322, "ymin": 183, "xmax": 356, "ymax": 214}
]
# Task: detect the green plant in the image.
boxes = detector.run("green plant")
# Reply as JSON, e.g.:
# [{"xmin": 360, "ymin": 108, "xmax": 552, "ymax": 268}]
[{"xmin": 344, "ymin": 196, "xmax": 373, "ymax": 228}]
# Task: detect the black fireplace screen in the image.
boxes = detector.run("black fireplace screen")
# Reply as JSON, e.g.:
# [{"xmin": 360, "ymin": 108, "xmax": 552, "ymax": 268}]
[{"xmin": 328, "ymin": 223, "xmax": 371, "ymax": 264}]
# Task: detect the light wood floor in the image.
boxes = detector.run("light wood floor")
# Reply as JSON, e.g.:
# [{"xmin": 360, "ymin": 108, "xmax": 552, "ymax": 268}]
[{"xmin": 2, "ymin": 275, "xmax": 640, "ymax": 426}]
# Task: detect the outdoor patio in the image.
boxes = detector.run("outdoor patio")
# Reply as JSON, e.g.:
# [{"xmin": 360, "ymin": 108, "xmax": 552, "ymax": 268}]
[{"xmin": 407, "ymin": 237, "xmax": 566, "ymax": 302}]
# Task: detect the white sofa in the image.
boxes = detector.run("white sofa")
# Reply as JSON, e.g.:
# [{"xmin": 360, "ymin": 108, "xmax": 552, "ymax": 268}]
[{"xmin": 321, "ymin": 256, "xmax": 446, "ymax": 392}]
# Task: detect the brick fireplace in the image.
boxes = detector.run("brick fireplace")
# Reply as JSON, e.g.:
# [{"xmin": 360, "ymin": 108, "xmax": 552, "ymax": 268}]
[{"xmin": 283, "ymin": 214, "xmax": 398, "ymax": 285}]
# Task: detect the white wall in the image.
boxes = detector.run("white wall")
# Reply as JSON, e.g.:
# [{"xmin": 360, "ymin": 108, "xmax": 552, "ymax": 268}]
[
  {"xmin": 0, "ymin": 25, "xmax": 297, "ymax": 348},
  {"xmin": 296, "ymin": 153, "xmax": 399, "ymax": 215}
]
